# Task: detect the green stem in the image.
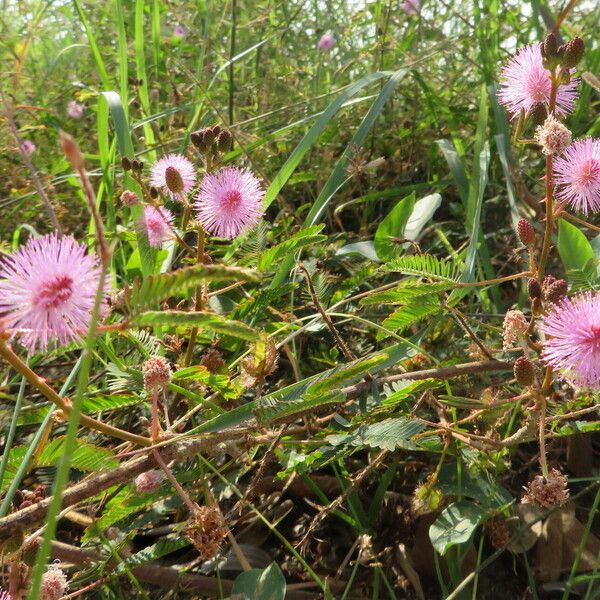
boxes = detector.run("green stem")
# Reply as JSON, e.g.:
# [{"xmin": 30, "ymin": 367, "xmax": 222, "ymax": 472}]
[{"xmin": 0, "ymin": 376, "xmax": 26, "ymax": 490}]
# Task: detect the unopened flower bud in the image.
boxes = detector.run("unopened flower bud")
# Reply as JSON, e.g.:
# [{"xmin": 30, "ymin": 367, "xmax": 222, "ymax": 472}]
[
  {"xmin": 150, "ymin": 186, "xmax": 159, "ymax": 199},
  {"xmin": 142, "ymin": 356, "xmax": 172, "ymax": 392},
  {"xmin": 517, "ymin": 219, "xmax": 536, "ymax": 246},
  {"xmin": 59, "ymin": 131, "xmax": 84, "ymax": 170},
  {"xmin": 544, "ymin": 278, "xmax": 568, "ymax": 303},
  {"xmin": 165, "ymin": 165, "xmax": 184, "ymax": 194},
  {"xmin": 535, "ymin": 115, "xmax": 572, "ymax": 155},
  {"xmin": 134, "ymin": 469, "xmax": 164, "ymax": 493},
  {"xmin": 542, "ymin": 32, "xmax": 559, "ymax": 60},
  {"xmin": 528, "ymin": 278, "xmax": 542, "ymax": 300},
  {"xmin": 514, "ymin": 356, "xmax": 535, "ymax": 386},
  {"xmin": 190, "ymin": 131, "xmax": 202, "ymax": 148},
  {"xmin": 121, "ymin": 156, "xmax": 132, "ymax": 171},
  {"xmin": 132, "ymin": 159, "xmax": 144, "ymax": 172},
  {"xmin": 562, "ymin": 37, "xmax": 584, "ymax": 69},
  {"xmin": 120, "ymin": 190, "xmax": 138, "ymax": 207},
  {"xmin": 217, "ymin": 129, "xmax": 233, "ymax": 152}
]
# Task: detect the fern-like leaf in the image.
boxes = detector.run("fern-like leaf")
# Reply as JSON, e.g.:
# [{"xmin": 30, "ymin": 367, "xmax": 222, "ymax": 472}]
[{"xmin": 383, "ymin": 254, "xmax": 460, "ymax": 283}]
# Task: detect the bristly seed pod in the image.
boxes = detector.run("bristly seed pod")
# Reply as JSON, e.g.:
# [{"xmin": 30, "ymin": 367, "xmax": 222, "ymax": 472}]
[
  {"xmin": 514, "ymin": 356, "xmax": 535, "ymax": 386},
  {"xmin": 561, "ymin": 37, "xmax": 585, "ymax": 69},
  {"xmin": 165, "ymin": 165, "xmax": 184, "ymax": 194},
  {"xmin": 544, "ymin": 278, "xmax": 568, "ymax": 304},
  {"xmin": 517, "ymin": 219, "xmax": 536, "ymax": 246},
  {"xmin": 528, "ymin": 278, "xmax": 542, "ymax": 300}
]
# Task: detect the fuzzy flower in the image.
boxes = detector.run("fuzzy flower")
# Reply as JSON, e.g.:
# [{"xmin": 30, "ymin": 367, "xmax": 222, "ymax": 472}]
[
  {"xmin": 140, "ymin": 205, "xmax": 174, "ymax": 248},
  {"xmin": 502, "ymin": 309, "xmax": 528, "ymax": 350},
  {"xmin": 195, "ymin": 167, "xmax": 264, "ymax": 239},
  {"xmin": 135, "ymin": 469, "xmax": 164, "ymax": 494},
  {"xmin": 185, "ymin": 505, "xmax": 227, "ymax": 559},
  {"xmin": 40, "ymin": 565, "xmax": 68, "ymax": 600},
  {"xmin": 0, "ymin": 234, "xmax": 105, "ymax": 352},
  {"xmin": 21, "ymin": 139, "xmax": 36, "ymax": 156},
  {"xmin": 317, "ymin": 33, "xmax": 335, "ymax": 50},
  {"xmin": 498, "ymin": 44, "xmax": 579, "ymax": 119},
  {"xmin": 0, "ymin": 588, "xmax": 9, "ymax": 600},
  {"xmin": 120, "ymin": 190, "xmax": 139, "ymax": 207},
  {"xmin": 143, "ymin": 356, "xmax": 172, "ymax": 392},
  {"xmin": 553, "ymin": 137, "xmax": 600, "ymax": 214},
  {"xmin": 541, "ymin": 292, "xmax": 600, "ymax": 387},
  {"xmin": 535, "ymin": 114, "xmax": 572, "ymax": 155},
  {"xmin": 150, "ymin": 154, "xmax": 196, "ymax": 200},
  {"xmin": 174, "ymin": 24, "xmax": 187, "ymax": 37},
  {"xmin": 401, "ymin": 0, "xmax": 420, "ymax": 15},
  {"xmin": 522, "ymin": 468, "xmax": 569, "ymax": 508},
  {"xmin": 67, "ymin": 100, "xmax": 85, "ymax": 119}
]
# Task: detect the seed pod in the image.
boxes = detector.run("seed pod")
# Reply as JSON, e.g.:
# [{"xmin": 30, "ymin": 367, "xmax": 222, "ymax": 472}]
[
  {"xmin": 517, "ymin": 219, "xmax": 536, "ymax": 246},
  {"xmin": 562, "ymin": 37, "xmax": 584, "ymax": 69},
  {"xmin": 514, "ymin": 356, "xmax": 535, "ymax": 386}
]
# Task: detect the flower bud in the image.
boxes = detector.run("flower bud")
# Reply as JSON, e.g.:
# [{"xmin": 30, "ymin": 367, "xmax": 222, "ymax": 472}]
[
  {"xmin": 165, "ymin": 165, "xmax": 184, "ymax": 194},
  {"xmin": 517, "ymin": 219, "xmax": 536, "ymax": 246},
  {"xmin": 217, "ymin": 129, "xmax": 233, "ymax": 152},
  {"xmin": 544, "ymin": 278, "xmax": 568, "ymax": 303},
  {"xmin": 121, "ymin": 156, "xmax": 132, "ymax": 171},
  {"xmin": 528, "ymin": 278, "xmax": 542, "ymax": 300},
  {"xmin": 514, "ymin": 356, "xmax": 535, "ymax": 386},
  {"xmin": 542, "ymin": 32, "xmax": 559, "ymax": 60},
  {"xmin": 150, "ymin": 186, "xmax": 159, "ymax": 199},
  {"xmin": 190, "ymin": 131, "xmax": 203, "ymax": 149},
  {"xmin": 134, "ymin": 469, "xmax": 164, "ymax": 493},
  {"xmin": 120, "ymin": 190, "xmax": 139, "ymax": 207},
  {"xmin": 59, "ymin": 131, "xmax": 84, "ymax": 170},
  {"xmin": 562, "ymin": 37, "xmax": 584, "ymax": 69}
]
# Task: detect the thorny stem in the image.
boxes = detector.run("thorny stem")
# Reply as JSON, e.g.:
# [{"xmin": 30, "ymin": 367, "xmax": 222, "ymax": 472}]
[{"xmin": 0, "ymin": 337, "xmax": 151, "ymax": 447}]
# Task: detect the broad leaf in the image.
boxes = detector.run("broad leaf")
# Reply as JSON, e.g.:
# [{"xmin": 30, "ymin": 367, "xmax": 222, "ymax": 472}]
[{"xmin": 429, "ymin": 501, "xmax": 487, "ymax": 555}]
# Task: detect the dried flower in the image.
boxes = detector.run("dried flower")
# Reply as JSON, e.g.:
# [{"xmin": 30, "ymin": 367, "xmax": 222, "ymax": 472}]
[
  {"xmin": 241, "ymin": 336, "xmax": 278, "ymax": 386},
  {"xmin": 544, "ymin": 278, "xmax": 568, "ymax": 304},
  {"xmin": 150, "ymin": 154, "xmax": 196, "ymax": 200},
  {"xmin": 553, "ymin": 137, "xmax": 600, "ymax": 214},
  {"xmin": 522, "ymin": 468, "xmax": 569, "ymax": 508},
  {"xmin": 67, "ymin": 100, "xmax": 85, "ymax": 119},
  {"xmin": 140, "ymin": 205, "xmax": 174, "ymax": 248},
  {"xmin": 535, "ymin": 115, "xmax": 572, "ymax": 155},
  {"xmin": 401, "ymin": 0, "xmax": 420, "ymax": 15},
  {"xmin": 142, "ymin": 356, "xmax": 172, "ymax": 392},
  {"xmin": 502, "ymin": 310, "xmax": 528, "ymax": 350},
  {"xmin": 195, "ymin": 167, "xmax": 265, "ymax": 239},
  {"xmin": 40, "ymin": 565, "xmax": 68, "ymax": 600},
  {"xmin": 200, "ymin": 348, "xmax": 226, "ymax": 374},
  {"xmin": 120, "ymin": 190, "xmax": 139, "ymax": 207},
  {"xmin": 541, "ymin": 292, "xmax": 600, "ymax": 387},
  {"xmin": 185, "ymin": 505, "xmax": 227, "ymax": 559},
  {"xmin": 134, "ymin": 470, "xmax": 164, "ymax": 494},
  {"xmin": 317, "ymin": 33, "xmax": 335, "ymax": 50},
  {"xmin": 21, "ymin": 139, "xmax": 36, "ymax": 156},
  {"xmin": 486, "ymin": 515, "xmax": 511, "ymax": 549},
  {"xmin": 0, "ymin": 234, "xmax": 106, "ymax": 352},
  {"xmin": 498, "ymin": 44, "xmax": 579, "ymax": 119}
]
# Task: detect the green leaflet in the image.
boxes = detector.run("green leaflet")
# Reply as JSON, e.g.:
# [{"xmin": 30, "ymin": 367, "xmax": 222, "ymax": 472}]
[{"xmin": 383, "ymin": 254, "xmax": 461, "ymax": 282}]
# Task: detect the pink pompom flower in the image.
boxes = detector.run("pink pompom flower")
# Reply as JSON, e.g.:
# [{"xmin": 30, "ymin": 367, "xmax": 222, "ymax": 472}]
[
  {"xmin": 140, "ymin": 205, "xmax": 175, "ymax": 248},
  {"xmin": 0, "ymin": 233, "xmax": 106, "ymax": 353},
  {"xmin": 553, "ymin": 137, "xmax": 600, "ymax": 214},
  {"xmin": 40, "ymin": 565, "xmax": 68, "ymax": 600},
  {"xmin": 541, "ymin": 292, "xmax": 600, "ymax": 387},
  {"xmin": 0, "ymin": 588, "xmax": 9, "ymax": 600},
  {"xmin": 401, "ymin": 0, "xmax": 420, "ymax": 15},
  {"xmin": 317, "ymin": 33, "xmax": 335, "ymax": 50},
  {"xmin": 135, "ymin": 469, "xmax": 164, "ymax": 494},
  {"xmin": 174, "ymin": 24, "xmax": 187, "ymax": 38},
  {"xmin": 150, "ymin": 154, "xmax": 196, "ymax": 200},
  {"xmin": 21, "ymin": 139, "xmax": 36, "ymax": 156},
  {"xmin": 195, "ymin": 167, "xmax": 264, "ymax": 239},
  {"xmin": 498, "ymin": 44, "xmax": 579, "ymax": 119},
  {"xmin": 67, "ymin": 100, "xmax": 85, "ymax": 119}
]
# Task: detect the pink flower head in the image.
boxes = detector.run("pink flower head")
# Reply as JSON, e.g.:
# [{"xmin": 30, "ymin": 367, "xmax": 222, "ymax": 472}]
[
  {"xmin": 541, "ymin": 292, "xmax": 600, "ymax": 387},
  {"xmin": 135, "ymin": 469, "xmax": 164, "ymax": 493},
  {"xmin": 67, "ymin": 100, "xmax": 85, "ymax": 119},
  {"xmin": 150, "ymin": 153, "xmax": 196, "ymax": 200},
  {"xmin": 140, "ymin": 205, "xmax": 174, "ymax": 248},
  {"xmin": 401, "ymin": 0, "xmax": 420, "ymax": 15},
  {"xmin": 0, "ymin": 588, "xmax": 9, "ymax": 600},
  {"xmin": 40, "ymin": 565, "xmax": 68, "ymax": 600},
  {"xmin": 21, "ymin": 139, "xmax": 36, "ymax": 156},
  {"xmin": 195, "ymin": 167, "xmax": 265, "ymax": 239},
  {"xmin": 0, "ymin": 234, "xmax": 106, "ymax": 353},
  {"xmin": 498, "ymin": 44, "xmax": 579, "ymax": 119},
  {"xmin": 317, "ymin": 33, "xmax": 335, "ymax": 50},
  {"xmin": 553, "ymin": 137, "xmax": 600, "ymax": 214},
  {"xmin": 174, "ymin": 24, "xmax": 187, "ymax": 38}
]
